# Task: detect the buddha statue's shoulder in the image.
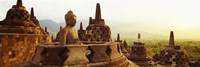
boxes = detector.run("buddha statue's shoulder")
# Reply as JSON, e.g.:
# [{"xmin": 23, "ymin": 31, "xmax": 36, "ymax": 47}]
[
  {"xmin": 59, "ymin": 28, "xmax": 69, "ymax": 34},
  {"xmin": 60, "ymin": 27, "xmax": 76, "ymax": 34}
]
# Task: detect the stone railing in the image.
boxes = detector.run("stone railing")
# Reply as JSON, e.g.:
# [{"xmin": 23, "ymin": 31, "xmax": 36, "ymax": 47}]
[{"xmin": 32, "ymin": 42, "xmax": 132, "ymax": 66}]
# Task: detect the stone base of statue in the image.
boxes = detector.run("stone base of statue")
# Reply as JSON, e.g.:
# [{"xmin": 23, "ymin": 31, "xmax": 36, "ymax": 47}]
[{"xmin": 16, "ymin": 42, "xmax": 137, "ymax": 67}]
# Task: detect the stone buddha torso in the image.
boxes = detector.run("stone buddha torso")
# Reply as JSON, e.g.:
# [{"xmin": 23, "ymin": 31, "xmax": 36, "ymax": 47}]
[
  {"xmin": 60, "ymin": 26, "xmax": 79, "ymax": 44},
  {"xmin": 59, "ymin": 10, "xmax": 79, "ymax": 45}
]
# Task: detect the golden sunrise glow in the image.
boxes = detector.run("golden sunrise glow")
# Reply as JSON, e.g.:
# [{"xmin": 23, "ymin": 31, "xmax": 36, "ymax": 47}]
[{"xmin": 1, "ymin": 0, "xmax": 200, "ymax": 39}]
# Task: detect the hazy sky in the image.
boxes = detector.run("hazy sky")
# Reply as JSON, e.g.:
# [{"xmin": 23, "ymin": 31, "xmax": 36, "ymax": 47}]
[{"xmin": 1, "ymin": 0, "xmax": 200, "ymax": 39}]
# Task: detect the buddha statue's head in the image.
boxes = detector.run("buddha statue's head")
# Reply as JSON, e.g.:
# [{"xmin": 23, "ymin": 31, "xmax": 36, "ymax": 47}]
[{"xmin": 65, "ymin": 10, "xmax": 77, "ymax": 27}]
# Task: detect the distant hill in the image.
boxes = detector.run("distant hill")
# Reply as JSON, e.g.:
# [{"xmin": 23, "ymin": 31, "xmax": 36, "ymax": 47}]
[
  {"xmin": 113, "ymin": 31, "xmax": 168, "ymax": 40},
  {"xmin": 39, "ymin": 19, "xmax": 168, "ymax": 40},
  {"xmin": 40, "ymin": 19, "xmax": 60, "ymax": 37}
]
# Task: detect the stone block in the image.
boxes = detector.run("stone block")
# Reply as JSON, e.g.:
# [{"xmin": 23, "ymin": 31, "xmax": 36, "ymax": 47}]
[
  {"xmin": 0, "ymin": 34, "xmax": 51, "ymax": 67},
  {"xmin": 109, "ymin": 42, "xmax": 122, "ymax": 60},
  {"xmin": 64, "ymin": 45, "xmax": 89, "ymax": 66},
  {"xmin": 89, "ymin": 44, "xmax": 110, "ymax": 63}
]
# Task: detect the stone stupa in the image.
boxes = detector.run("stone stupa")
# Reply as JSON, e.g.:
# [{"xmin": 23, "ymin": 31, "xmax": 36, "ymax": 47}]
[
  {"xmin": 78, "ymin": 3, "xmax": 112, "ymax": 42},
  {"xmin": 129, "ymin": 33, "xmax": 153, "ymax": 67},
  {"xmin": 0, "ymin": 0, "xmax": 51, "ymax": 67},
  {"xmin": 158, "ymin": 31, "xmax": 188, "ymax": 67}
]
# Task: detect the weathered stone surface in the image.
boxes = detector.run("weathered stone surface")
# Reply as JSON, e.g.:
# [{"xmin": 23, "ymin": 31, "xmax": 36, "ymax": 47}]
[
  {"xmin": 22, "ymin": 42, "xmax": 136, "ymax": 67},
  {"xmin": 89, "ymin": 44, "xmax": 110, "ymax": 62},
  {"xmin": 109, "ymin": 42, "xmax": 122, "ymax": 60},
  {"xmin": 108, "ymin": 55, "xmax": 126, "ymax": 66},
  {"xmin": 42, "ymin": 46, "xmax": 65, "ymax": 65},
  {"xmin": 32, "ymin": 45, "xmax": 45, "ymax": 63},
  {"xmin": 0, "ymin": 34, "xmax": 51, "ymax": 67},
  {"xmin": 64, "ymin": 45, "xmax": 89, "ymax": 65},
  {"xmin": 0, "ymin": 1, "xmax": 51, "ymax": 66},
  {"xmin": 32, "ymin": 45, "xmax": 69, "ymax": 66}
]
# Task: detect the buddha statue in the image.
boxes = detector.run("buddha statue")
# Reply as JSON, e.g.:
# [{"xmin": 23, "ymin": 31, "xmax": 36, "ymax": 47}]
[{"xmin": 59, "ymin": 10, "xmax": 79, "ymax": 45}]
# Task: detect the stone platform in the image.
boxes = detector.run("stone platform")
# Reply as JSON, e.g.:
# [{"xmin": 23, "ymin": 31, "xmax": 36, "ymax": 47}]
[{"xmin": 26, "ymin": 42, "xmax": 137, "ymax": 67}]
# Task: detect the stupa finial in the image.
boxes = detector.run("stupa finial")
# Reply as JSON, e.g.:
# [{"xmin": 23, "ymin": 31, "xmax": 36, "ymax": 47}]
[
  {"xmin": 138, "ymin": 33, "xmax": 141, "ymax": 41},
  {"xmin": 80, "ymin": 22, "xmax": 83, "ymax": 30},
  {"xmin": 95, "ymin": 3, "xmax": 101, "ymax": 20},
  {"xmin": 17, "ymin": 0, "xmax": 23, "ymax": 6},
  {"xmin": 169, "ymin": 31, "xmax": 175, "ymax": 45},
  {"xmin": 31, "ymin": 7, "xmax": 34, "ymax": 17},
  {"xmin": 117, "ymin": 33, "xmax": 120, "ymax": 41}
]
